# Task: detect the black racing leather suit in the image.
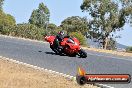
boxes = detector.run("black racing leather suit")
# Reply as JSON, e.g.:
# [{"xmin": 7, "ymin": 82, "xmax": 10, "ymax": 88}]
[{"xmin": 53, "ymin": 34, "xmax": 70, "ymax": 49}]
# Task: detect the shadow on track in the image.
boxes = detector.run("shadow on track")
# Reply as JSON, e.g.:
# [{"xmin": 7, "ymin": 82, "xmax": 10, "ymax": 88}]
[
  {"xmin": 45, "ymin": 52, "xmax": 56, "ymax": 55},
  {"xmin": 45, "ymin": 51, "xmax": 82, "ymax": 58},
  {"xmin": 45, "ymin": 52, "xmax": 68, "ymax": 57}
]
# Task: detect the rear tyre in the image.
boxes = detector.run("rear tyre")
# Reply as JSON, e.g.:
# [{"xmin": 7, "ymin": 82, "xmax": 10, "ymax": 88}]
[{"xmin": 78, "ymin": 49, "xmax": 87, "ymax": 58}]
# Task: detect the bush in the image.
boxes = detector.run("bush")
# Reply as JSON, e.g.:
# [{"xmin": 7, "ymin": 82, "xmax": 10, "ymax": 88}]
[
  {"xmin": 0, "ymin": 22, "xmax": 62, "ymax": 41},
  {"xmin": 126, "ymin": 46, "xmax": 132, "ymax": 53},
  {"xmin": 46, "ymin": 26, "xmax": 64, "ymax": 36},
  {"xmin": 0, "ymin": 26, "xmax": 10, "ymax": 35},
  {"xmin": 9, "ymin": 23, "xmax": 46, "ymax": 40},
  {"xmin": 69, "ymin": 32, "xmax": 87, "ymax": 45}
]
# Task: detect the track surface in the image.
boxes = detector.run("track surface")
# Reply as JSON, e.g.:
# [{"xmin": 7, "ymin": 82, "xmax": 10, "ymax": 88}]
[{"xmin": 0, "ymin": 36, "xmax": 132, "ymax": 88}]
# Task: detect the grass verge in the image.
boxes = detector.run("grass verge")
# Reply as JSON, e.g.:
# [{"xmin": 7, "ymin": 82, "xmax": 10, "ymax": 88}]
[{"xmin": 82, "ymin": 47, "xmax": 132, "ymax": 57}]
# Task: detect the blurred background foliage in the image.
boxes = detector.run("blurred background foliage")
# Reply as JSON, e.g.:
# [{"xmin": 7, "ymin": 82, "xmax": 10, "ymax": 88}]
[{"xmin": 0, "ymin": 0, "xmax": 132, "ymax": 49}]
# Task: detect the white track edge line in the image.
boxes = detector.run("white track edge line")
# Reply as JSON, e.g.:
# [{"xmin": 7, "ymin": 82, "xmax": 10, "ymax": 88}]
[{"xmin": 0, "ymin": 55, "xmax": 114, "ymax": 88}]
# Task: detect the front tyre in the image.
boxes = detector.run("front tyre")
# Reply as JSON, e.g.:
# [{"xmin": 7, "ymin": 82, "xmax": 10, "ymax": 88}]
[
  {"xmin": 78, "ymin": 49, "xmax": 87, "ymax": 58},
  {"xmin": 50, "ymin": 44, "xmax": 59, "ymax": 54}
]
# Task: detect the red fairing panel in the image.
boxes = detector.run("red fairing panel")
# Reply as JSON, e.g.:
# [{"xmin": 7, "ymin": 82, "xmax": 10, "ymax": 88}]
[{"xmin": 45, "ymin": 36, "xmax": 55, "ymax": 43}]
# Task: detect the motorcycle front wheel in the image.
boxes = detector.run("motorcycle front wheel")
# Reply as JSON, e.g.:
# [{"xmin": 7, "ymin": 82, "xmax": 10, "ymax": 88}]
[
  {"xmin": 50, "ymin": 44, "xmax": 59, "ymax": 54},
  {"xmin": 78, "ymin": 49, "xmax": 87, "ymax": 58}
]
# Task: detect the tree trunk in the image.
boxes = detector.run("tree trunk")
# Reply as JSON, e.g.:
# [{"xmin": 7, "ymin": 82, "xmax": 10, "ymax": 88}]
[
  {"xmin": 102, "ymin": 39, "xmax": 105, "ymax": 49},
  {"xmin": 102, "ymin": 37, "xmax": 108, "ymax": 49},
  {"xmin": 104, "ymin": 37, "xmax": 108, "ymax": 50}
]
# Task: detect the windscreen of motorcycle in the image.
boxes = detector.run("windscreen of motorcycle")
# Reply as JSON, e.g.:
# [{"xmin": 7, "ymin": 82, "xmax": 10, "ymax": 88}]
[{"xmin": 67, "ymin": 38, "xmax": 75, "ymax": 44}]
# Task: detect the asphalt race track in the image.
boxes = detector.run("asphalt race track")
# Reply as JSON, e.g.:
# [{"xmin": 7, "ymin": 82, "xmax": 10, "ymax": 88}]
[{"xmin": 0, "ymin": 36, "xmax": 132, "ymax": 88}]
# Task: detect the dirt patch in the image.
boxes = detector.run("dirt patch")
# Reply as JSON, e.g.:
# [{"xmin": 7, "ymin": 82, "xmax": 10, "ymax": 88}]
[{"xmin": 0, "ymin": 58, "xmax": 99, "ymax": 88}]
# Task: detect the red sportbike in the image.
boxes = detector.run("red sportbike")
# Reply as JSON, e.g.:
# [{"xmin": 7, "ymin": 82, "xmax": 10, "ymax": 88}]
[{"xmin": 44, "ymin": 35, "xmax": 87, "ymax": 58}]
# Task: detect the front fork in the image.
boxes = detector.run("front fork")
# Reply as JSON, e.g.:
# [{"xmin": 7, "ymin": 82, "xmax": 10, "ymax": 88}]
[{"xmin": 77, "ymin": 47, "xmax": 82, "ymax": 55}]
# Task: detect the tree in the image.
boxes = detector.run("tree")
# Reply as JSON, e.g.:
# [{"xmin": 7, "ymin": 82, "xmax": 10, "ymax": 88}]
[
  {"xmin": 29, "ymin": 2, "xmax": 50, "ymax": 28},
  {"xmin": 60, "ymin": 16, "xmax": 89, "ymax": 35},
  {"xmin": 47, "ymin": 23, "xmax": 58, "ymax": 35},
  {"xmin": 0, "ymin": 0, "xmax": 16, "ymax": 35},
  {"xmin": 0, "ymin": 11, "xmax": 16, "ymax": 26},
  {"xmin": 70, "ymin": 32, "xmax": 87, "ymax": 45},
  {"xmin": 0, "ymin": 0, "xmax": 4, "ymax": 9},
  {"xmin": 47, "ymin": 23, "xmax": 57, "ymax": 30},
  {"xmin": 81, "ymin": 0, "xmax": 132, "ymax": 49},
  {"xmin": 0, "ymin": 11, "xmax": 16, "ymax": 35}
]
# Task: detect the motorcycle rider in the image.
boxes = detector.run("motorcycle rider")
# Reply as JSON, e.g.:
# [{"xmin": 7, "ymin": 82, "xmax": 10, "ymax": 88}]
[
  {"xmin": 54, "ymin": 30, "xmax": 71, "ymax": 51},
  {"xmin": 53, "ymin": 30, "xmax": 65, "ymax": 49}
]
